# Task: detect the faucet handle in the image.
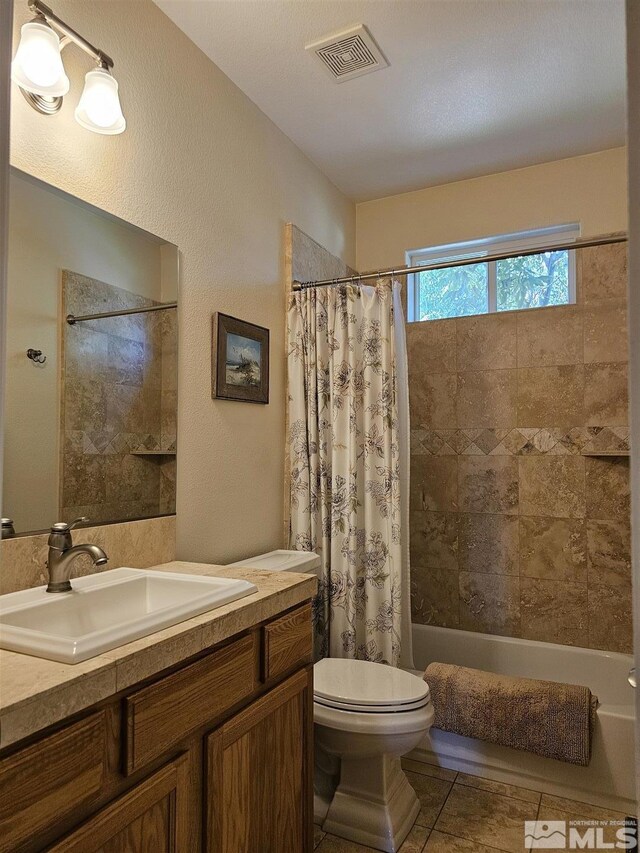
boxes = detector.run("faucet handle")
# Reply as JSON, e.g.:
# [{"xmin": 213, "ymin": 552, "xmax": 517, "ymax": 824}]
[
  {"xmin": 69, "ymin": 516, "xmax": 89, "ymax": 531},
  {"xmin": 1, "ymin": 518, "xmax": 15, "ymax": 540}
]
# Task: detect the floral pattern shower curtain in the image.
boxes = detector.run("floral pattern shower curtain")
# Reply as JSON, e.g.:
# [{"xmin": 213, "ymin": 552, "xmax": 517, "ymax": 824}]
[{"xmin": 287, "ymin": 278, "xmax": 410, "ymax": 667}]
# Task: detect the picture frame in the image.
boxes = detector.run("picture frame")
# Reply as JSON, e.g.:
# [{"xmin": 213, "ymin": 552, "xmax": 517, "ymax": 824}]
[{"xmin": 211, "ymin": 312, "xmax": 270, "ymax": 404}]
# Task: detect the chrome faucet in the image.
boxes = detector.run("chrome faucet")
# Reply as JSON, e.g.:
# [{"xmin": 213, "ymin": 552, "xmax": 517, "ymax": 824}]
[{"xmin": 46, "ymin": 517, "xmax": 108, "ymax": 593}]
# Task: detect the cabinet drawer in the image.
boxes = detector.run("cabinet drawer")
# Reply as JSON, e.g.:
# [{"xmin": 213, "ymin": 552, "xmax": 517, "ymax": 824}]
[
  {"xmin": 262, "ymin": 604, "xmax": 312, "ymax": 682},
  {"xmin": 0, "ymin": 711, "xmax": 106, "ymax": 853},
  {"xmin": 125, "ymin": 632, "xmax": 258, "ymax": 774}
]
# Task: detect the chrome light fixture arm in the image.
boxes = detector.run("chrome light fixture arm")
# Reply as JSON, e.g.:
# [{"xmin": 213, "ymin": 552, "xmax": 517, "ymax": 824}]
[{"xmin": 28, "ymin": 0, "xmax": 114, "ymax": 70}]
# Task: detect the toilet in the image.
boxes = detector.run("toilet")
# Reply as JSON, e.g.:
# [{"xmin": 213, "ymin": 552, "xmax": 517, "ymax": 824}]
[
  {"xmin": 228, "ymin": 550, "xmax": 435, "ymax": 853},
  {"xmin": 314, "ymin": 658, "xmax": 434, "ymax": 852},
  {"xmin": 228, "ymin": 549, "xmax": 322, "ymax": 574}
]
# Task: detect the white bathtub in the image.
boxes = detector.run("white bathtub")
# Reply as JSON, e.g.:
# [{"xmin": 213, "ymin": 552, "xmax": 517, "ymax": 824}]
[{"xmin": 409, "ymin": 623, "xmax": 636, "ymax": 812}]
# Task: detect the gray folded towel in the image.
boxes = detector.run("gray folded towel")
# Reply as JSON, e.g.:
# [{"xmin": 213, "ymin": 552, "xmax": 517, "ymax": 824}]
[{"xmin": 424, "ymin": 662, "xmax": 599, "ymax": 766}]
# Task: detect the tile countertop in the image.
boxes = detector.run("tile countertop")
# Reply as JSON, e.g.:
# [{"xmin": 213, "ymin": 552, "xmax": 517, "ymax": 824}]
[{"xmin": 0, "ymin": 561, "xmax": 317, "ymax": 750}]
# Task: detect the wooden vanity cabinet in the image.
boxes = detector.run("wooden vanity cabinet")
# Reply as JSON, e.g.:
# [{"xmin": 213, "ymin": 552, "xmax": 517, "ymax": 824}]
[
  {"xmin": 0, "ymin": 711, "xmax": 109, "ymax": 851},
  {"xmin": 0, "ymin": 602, "xmax": 314, "ymax": 853}
]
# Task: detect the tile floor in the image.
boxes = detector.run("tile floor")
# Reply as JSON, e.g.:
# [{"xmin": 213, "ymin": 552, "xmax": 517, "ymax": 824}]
[{"xmin": 314, "ymin": 758, "xmax": 632, "ymax": 853}]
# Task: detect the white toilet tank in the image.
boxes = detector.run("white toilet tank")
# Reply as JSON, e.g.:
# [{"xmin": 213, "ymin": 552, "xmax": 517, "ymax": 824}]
[{"xmin": 227, "ymin": 549, "xmax": 321, "ymax": 576}]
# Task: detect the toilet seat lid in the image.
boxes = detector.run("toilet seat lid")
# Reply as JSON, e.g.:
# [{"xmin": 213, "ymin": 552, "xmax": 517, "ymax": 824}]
[{"xmin": 313, "ymin": 658, "xmax": 430, "ymax": 710}]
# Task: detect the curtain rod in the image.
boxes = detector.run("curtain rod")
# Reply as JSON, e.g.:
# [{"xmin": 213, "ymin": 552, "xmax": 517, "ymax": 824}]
[
  {"xmin": 66, "ymin": 302, "xmax": 177, "ymax": 325},
  {"xmin": 292, "ymin": 234, "xmax": 627, "ymax": 291}
]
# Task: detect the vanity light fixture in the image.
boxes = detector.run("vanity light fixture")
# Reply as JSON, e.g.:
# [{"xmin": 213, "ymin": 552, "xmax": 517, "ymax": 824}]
[
  {"xmin": 11, "ymin": 20, "xmax": 69, "ymax": 107},
  {"xmin": 75, "ymin": 68, "xmax": 125, "ymax": 135},
  {"xmin": 11, "ymin": 0, "xmax": 126, "ymax": 134}
]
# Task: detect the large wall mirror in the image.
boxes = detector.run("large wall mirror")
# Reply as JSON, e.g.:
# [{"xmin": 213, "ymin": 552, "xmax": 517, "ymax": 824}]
[{"xmin": 3, "ymin": 169, "xmax": 178, "ymax": 536}]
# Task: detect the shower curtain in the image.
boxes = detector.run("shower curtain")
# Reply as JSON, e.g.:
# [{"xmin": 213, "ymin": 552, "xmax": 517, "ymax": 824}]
[{"xmin": 287, "ymin": 277, "xmax": 413, "ymax": 668}]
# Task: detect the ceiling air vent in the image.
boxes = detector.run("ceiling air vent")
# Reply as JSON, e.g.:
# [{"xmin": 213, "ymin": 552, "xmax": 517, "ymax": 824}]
[{"xmin": 305, "ymin": 25, "xmax": 389, "ymax": 83}]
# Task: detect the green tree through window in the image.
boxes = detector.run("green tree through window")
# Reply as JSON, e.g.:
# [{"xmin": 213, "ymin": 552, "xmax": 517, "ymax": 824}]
[
  {"xmin": 414, "ymin": 246, "xmax": 572, "ymax": 321},
  {"xmin": 418, "ymin": 262, "xmax": 488, "ymax": 320},
  {"xmin": 496, "ymin": 250, "xmax": 568, "ymax": 310}
]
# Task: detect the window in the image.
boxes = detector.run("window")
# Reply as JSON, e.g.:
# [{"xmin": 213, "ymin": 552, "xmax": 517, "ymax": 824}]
[{"xmin": 406, "ymin": 224, "xmax": 579, "ymax": 322}]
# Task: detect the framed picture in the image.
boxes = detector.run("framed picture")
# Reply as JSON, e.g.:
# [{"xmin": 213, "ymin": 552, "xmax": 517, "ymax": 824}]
[{"xmin": 212, "ymin": 312, "xmax": 269, "ymax": 403}]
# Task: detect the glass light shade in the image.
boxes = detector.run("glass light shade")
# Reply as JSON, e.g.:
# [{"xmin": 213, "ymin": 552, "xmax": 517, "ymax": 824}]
[
  {"xmin": 75, "ymin": 68, "xmax": 126, "ymax": 135},
  {"xmin": 11, "ymin": 21, "xmax": 69, "ymax": 97}
]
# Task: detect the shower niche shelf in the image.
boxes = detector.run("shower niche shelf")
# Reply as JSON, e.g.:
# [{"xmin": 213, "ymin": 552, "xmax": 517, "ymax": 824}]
[
  {"xmin": 581, "ymin": 450, "xmax": 629, "ymax": 457},
  {"xmin": 130, "ymin": 450, "xmax": 176, "ymax": 457}
]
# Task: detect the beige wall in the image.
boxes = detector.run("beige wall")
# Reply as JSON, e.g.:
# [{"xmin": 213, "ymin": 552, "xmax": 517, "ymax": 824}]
[
  {"xmin": 9, "ymin": 1, "xmax": 355, "ymax": 564},
  {"xmin": 4, "ymin": 172, "xmax": 167, "ymax": 533},
  {"xmin": 356, "ymin": 148, "xmax": 628, "ymax": 271}
]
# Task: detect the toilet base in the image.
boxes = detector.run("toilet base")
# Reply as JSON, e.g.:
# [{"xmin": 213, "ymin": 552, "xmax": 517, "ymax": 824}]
[
  {"xmin": 314, "ymin": 745, "xmax": 340, "ymax": 824},
  {"xmin": 322, "ymin": 754, "xmax": 419, "ymax": 853}
]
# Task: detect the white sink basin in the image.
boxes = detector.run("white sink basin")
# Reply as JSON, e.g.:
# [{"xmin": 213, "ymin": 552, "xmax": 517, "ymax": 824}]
[{"xmin": 0, "ymin": 568, "xmax": 257, "ymax": 664}]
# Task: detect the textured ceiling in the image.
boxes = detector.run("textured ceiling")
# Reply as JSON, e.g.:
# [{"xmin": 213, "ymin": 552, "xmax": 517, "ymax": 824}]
[{"xmin": 154, "ymin": 0, "xmax": 627, "ymax": 201}]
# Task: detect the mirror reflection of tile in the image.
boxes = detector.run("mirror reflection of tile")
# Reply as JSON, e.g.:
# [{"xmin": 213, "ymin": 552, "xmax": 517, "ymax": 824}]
[{"xmin": 61, "ymin": 270, "xmax": 177, "ymax": 524}]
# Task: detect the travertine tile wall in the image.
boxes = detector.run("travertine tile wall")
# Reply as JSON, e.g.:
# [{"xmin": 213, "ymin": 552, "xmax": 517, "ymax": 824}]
[
  {"xmin": 0, "ymin": 515, "xmax": 176, "ymax": 595},
  {"xmin": 61, "ymin": 271, "xmax": 177, "ymax": 523},
  {"xmin": 409, "ymin": 242, "xmax": 632, "ymax": 653}
]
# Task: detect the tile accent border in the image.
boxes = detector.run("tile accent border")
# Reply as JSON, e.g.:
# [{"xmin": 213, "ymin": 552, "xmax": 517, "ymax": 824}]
[{"xmin": 411, "ymin": 426, "xmax": 630, "ymax": 457}]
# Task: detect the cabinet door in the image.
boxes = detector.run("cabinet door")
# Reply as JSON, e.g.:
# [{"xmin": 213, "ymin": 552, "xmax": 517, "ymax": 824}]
[
  {"xmin": 206, "ymin": 668, "xmax": 313, "ymax": 853},
  {"xmin": 48, "ymin": 754, "xmax": 190, "ymax": 853}
]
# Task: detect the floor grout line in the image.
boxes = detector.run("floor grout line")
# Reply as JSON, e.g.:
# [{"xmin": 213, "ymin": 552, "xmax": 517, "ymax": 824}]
[
  {"xmin": 428, "ymin": 776, "xmax": 458, "ymax": 833},
  {"xmin": 453, "ymin": 777, "xmax": 542, "ymax": 806},
  {"xmin": 418, "ymin": 826, "xmax": 432, "ymax": 853},
  {"xmin": 534, "ymin": 796, "xmax": 542, "ymax": 825},
  {"xmin": 433, "ymin": 792, "xmax": 533, "ymax": 853},
  {"xmin": 423, "ymin": 827, "xmax": 517, "ymax": 853}
]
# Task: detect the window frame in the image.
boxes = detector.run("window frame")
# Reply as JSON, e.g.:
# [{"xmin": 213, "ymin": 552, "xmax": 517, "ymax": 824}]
[{"xmin": 406, "ymin": 224, "xmax": 579, "ymax": 322}]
